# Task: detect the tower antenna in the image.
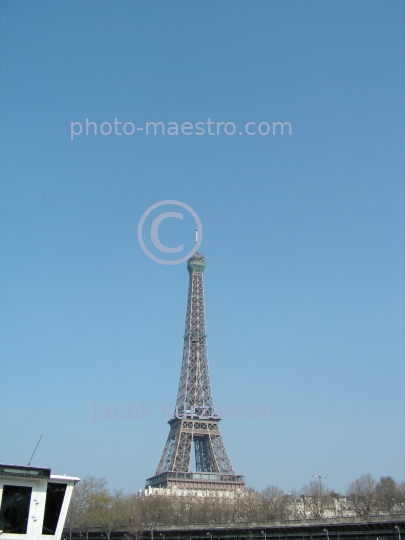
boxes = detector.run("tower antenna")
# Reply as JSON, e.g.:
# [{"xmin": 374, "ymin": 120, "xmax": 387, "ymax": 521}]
[
  {"xmin": 195, "ymin": 229, "xmax": 198, "ymax": 244},
  {"xmin": 27, "ymin": 435, "xmax": 43, "ymax": 466}
]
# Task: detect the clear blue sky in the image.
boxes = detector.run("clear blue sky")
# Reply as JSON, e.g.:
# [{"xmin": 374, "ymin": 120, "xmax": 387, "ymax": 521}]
[{"xmin": 0, "ymin": 1, "xmax": 404, "ymax": 494}]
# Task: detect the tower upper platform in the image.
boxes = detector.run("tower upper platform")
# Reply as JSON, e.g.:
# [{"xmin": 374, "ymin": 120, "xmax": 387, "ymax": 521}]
[{"xmin": 187, "ymin": 251, "xmax": 206, "ymax": 274}]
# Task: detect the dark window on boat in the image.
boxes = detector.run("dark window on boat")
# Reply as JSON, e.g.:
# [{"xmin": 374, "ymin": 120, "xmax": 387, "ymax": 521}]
[
  {"xmin": 0, "ymin": 484, "xmax": 32, "ymax": 534},
  {"xmin": 42, "ymin": 483, "xmax": 67, "ymax": 535}
]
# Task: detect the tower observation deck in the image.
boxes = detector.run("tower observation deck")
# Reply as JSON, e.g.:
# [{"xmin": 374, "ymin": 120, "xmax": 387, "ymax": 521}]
[{"xmin": 145, "ymin": 251, "xmax": 245, "ymax": 492}]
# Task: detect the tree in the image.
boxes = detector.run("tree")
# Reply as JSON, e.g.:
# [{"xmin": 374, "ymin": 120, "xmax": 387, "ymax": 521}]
[
  {"xmin": 283, "ymin": 490, "xmax": 303, "ymax": 520},
  {"xmin": 346, "ymin": 474, "xmax": 376, "ymax": 517},
  {"xmin": 125, "ymin": 495, "xmax": 144, "ymax": 540},
  {"xmin": 240, "ymin": 489, "xmax": 262, "ymax": 522},
  {"xmin": 375, "ymin": 476, "xmax": 400, "ymax": 514},
  {"xmin": 398, "ymin": 482, "xmax": 405, "ymax": 513},
  {"xmin": 231, "ymin": 490, "xmax": 244, "ymax": 523},
  {"xmin": 301, "ymin": 480, "xmax": 331, "ymax": 518},
  {"xmin": 261, "ymin": 485, "xmax": 286, "ymax": 520},
  {"xmin": 140, "ymin": 496, "xmax": 166, "ymax": 540},
  {"xmin": 86, "ymin": 490, "xmax": 127, "ymax": 540},
  {"xmin": 66, "ymin": 476, "xmax": 109, "ymax": 539},
  {"xmin": 180, "ymin": 495, "xmax": 199, "ymax": 525}
]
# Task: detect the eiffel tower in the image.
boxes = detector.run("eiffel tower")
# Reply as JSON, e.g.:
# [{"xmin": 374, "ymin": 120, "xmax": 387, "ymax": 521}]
[{"xmin": 146, "ymin": 248, "xmax": 245, "ymax": 491}]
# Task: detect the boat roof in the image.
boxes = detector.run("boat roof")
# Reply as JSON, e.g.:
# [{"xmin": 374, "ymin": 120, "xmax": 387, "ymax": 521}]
[{"xmin": 0, "ymin": 463, "xmax": 79, "ymax": 482}]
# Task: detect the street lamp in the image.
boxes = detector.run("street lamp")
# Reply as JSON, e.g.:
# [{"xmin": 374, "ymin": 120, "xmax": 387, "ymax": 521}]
[
  {"xmin": 395, "ymin": 526, "xmax": 401, "ymax": 540},
  {"xmin": 159, "ymin": 534, "xmax": 166, "ymax": 540},
  {"xmin": 323, "ymin": 529, "xmax": 329, "ymax": 540},
  {"xmin": 314, "ymin": 475, "xmax": 327, "ymax": 515},
  {"xmin": 261, "ymin": 530, "xmax": 267, "ymax": 540},
  {"xmin": 313, "ymin": 475, "xmax": 327, "ymax": 492}
]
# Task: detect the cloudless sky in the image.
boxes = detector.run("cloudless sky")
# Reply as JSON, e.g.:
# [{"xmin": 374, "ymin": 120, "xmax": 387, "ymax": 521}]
[{"xmin": 0, "ymin": 1, "xmax": 404, "ymax": 495}]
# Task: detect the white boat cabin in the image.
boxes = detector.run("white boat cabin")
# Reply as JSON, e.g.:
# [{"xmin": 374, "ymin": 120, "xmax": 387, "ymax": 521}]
[{"xmin": 0, "ymin": 464, "xmax": 79, "ymax": 540}]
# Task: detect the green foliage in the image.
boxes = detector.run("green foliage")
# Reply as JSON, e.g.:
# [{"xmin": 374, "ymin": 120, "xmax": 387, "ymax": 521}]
[{"xmin": 66, "ymin": 473, "xmax": 405, "ymax": 531}]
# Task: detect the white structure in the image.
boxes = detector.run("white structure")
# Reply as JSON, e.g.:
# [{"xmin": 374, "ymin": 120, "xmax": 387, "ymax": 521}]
[
  {"xmin": 0, "ymin": 464, "xmax": 79, "ymax": 540},
  {"xmin": 143, "ymin": 485, "xmax": 247, "ymax": 499},
  {"xmin": 285, "ymin": 495, "xmax": 356, "ymax": 519}
]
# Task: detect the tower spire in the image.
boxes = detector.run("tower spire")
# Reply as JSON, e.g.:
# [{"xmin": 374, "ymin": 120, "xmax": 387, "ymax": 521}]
[{"xmin": 145, "ymin": 250, "xmax": 244, "ymax": 492}]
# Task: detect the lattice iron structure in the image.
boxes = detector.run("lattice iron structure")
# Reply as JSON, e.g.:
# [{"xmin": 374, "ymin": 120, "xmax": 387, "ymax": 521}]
[{"xmin": 146, "ymin": 251, "xmax": 245, "ymax": 491}]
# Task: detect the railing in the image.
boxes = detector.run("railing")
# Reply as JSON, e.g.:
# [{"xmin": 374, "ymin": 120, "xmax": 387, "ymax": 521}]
[
  {"xmin": 64, "ymin": 513, "xmax": 405, "ymax": 535},
  {"xmin": 154, "ymin": 513, "xmax": 405, "ymax": 530}
]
